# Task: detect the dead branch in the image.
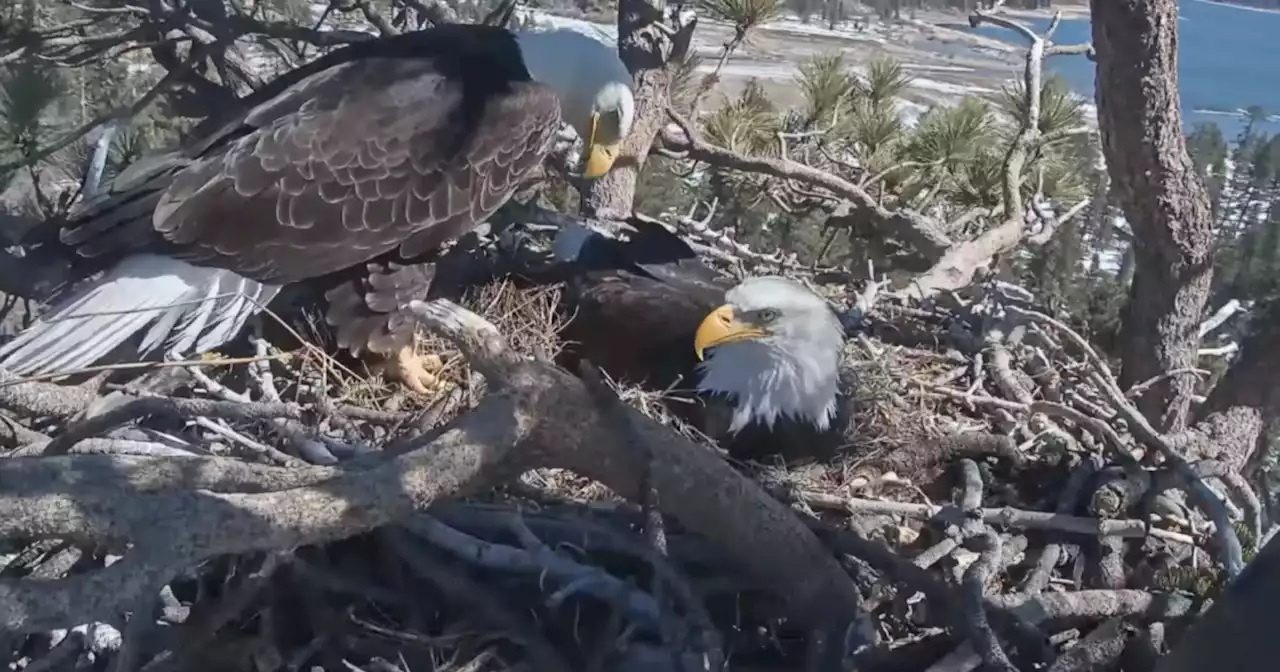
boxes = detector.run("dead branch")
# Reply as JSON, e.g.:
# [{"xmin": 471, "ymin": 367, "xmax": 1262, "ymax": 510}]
[
  {"xmin": 656, "ymin": 3, "xmax": 1093, "ymax": 303},
  {"xmin": 897, "ymin": 3, "xmax": 1093, "ymax": 300},
  {"xmin": 1044, "ymin": 618, "xmax": 1129, "ymax": 672},
  {"xmin": 1003, "ymin": 305, "xmax": 1244, "ymax": 576},
  {"xmin": 378, "ymin": 529, "xmax": 576, "ymax": 672},
  {"xmin": 0, "ymin": 298, "xmax": 862, "ymax": 637},
  {"xmin": 2, "ymin": 2, "xmax": 1273, "ymax": 667},
  {"xmin": 662, "ymin": 109, "xmax": 957, "ymax": 266},
  {"xmin": 799, "ymin": 490, "xmax": 1193, "ymax": 545},
  {"xmin": 961, "ymin": 531, "xmax": 1017, "ymax": 672}
]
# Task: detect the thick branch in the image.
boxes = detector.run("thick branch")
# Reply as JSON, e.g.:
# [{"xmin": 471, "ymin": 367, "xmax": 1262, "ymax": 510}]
[
  {"xmin": 0, "ymin": 300, "xmax": 863, "ymax": 635},
  {"xmin": 896, "ymin": 4, "xmax": 1064, "ymax": 299},
  {"xmin": 579, "ymin": 0, "xmax": 697, "ymax": 220},
  {"xmin": 0, "ymin": 394, "xmax": 524, "ymax": 631},
  {"xmin": 1156, "ymin": 533, "xmax": 1280, "ymax": 672},
  {"xmin": 1176, "ymin": 297, "xmax": 1280, "ymax": 475}
]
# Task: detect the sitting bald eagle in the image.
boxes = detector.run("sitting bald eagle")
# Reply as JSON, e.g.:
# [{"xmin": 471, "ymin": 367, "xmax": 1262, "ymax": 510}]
[
  {"xmin": 0, "ymin": 23, "xmax": 635, "ymax": 393},
  {"xmin": 545, "ymin": 219, "xmax": 850, "ymax": 462}
]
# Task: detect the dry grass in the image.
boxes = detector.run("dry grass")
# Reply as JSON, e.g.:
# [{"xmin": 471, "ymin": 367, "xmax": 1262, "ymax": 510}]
[
  {"xmin": 4, "ymin": 270, "xmax": 1202, "ymax": 671},
  {"xmin": 443, "ymin": 284, "xmax": 982, "ymax": 509},
  {"xmin": 459, "ymin": 278, "xmax": 568, "ymax": 361},
  {"xmin": 288, "ymin": 279, "xmax": 569, "ymax": 416},
  {"xmin": 710, "ymin": 322, "xmax": 1003, "ymax": 512},
  {"xmin": 147, "ymin": 273, "xmax": 985, "ymax": 516},
  {"xmin": 248, "ymin": 276, "xmax": 981, "ymax": 513},
  {"xmin": 843, "ymin": 339, "xmax": 962, "ymax": 455}
]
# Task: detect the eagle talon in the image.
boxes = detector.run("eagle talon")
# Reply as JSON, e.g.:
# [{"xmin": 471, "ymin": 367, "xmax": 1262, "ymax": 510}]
[{"xmin": 373, "ymin": 347, "xmax": 445, "ymax": 395}]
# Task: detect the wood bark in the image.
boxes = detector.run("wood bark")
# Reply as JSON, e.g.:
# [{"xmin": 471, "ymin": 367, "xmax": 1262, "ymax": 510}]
[
  {"xmin": 579, "ymin": 0, "xmax": 695, "ymax": 220},
  {"xmin": 1090, "ymin": 0, "xmax": 1215, "ymax": 432},
  {"xmin": 1090, "ymin": 4, "xmax": 1280, "ymax": 666},
  {"xmin": 0, "ymin": 300, "xmax": 864, "ymax": 636}
]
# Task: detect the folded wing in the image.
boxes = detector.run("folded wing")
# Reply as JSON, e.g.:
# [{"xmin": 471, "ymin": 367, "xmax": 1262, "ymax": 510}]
[{"xmin": 0, "ymin": 49, "xmax": 561, "ymax": 375}]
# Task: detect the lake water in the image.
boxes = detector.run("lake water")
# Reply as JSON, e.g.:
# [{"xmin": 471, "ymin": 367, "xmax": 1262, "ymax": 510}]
[{"xmin": 966, "ymin": 0, "xmax": 1280, "ymax": 136}]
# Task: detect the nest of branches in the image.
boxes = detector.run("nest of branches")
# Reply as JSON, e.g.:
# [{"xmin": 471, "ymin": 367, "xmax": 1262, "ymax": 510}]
[
  {"xmin": 0, "ymin": 0, "xmax": 1268, "ymax": 668},
  {"xmin": 0, "ymin": 250, "xmax": 1267, "ymax": 672}
]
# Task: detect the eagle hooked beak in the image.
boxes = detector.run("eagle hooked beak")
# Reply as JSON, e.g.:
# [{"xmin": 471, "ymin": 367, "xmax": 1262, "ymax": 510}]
[
  {"xmin": 583, "ymin": 112, "xmax": 622, "ymax": 179},
  {"xmin": 694, "ymin": 304, "xmax": 768, "ymax": 361}
]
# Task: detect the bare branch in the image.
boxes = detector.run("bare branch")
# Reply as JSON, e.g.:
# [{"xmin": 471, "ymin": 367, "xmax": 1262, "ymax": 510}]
[
  {"xmin": 663, "ymin": 109, "xmax": 956, "ymax": 263},
  {"xmin": 1199, "ymin": 299, "xmax": 1248, "ymax": 338},
  {"xmin": 0, "ymin": 299, "xmax": 864, "ymax": 637}
]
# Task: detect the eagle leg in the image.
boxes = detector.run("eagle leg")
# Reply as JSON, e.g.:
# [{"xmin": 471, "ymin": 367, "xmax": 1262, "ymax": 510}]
[{"xmin": 370, "ymin": 345, "xmax": 445, "ymax": 395}]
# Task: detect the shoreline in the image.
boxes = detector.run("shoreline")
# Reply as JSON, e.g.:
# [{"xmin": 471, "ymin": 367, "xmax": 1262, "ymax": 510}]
[
  {"xmin": 529, "ymin": 7, "xmax": 1082, "ymax": 113},
  {"xmin": 1000, "ymin": 4, "xmax": 1091, "ymax": 22},
  {"xmin": 1197, "ymin": 0, "xmax": 1280, "ymax": 15}
]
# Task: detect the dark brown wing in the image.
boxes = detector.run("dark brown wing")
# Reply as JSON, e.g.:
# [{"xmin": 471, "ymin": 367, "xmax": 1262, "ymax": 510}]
[
  {"xmin": 60, "ymin": 55, "xmax": 561, "ymax": 286},
  {"xmin": 556, "ymin": 219, "xmax": 735, "ymax": 388},
  {"xmin": 316, "ymin": 75, "xmax": 560, "ymax": 356},
  {"xmin": 561, "ymin": 274, "xmax": 713, "ymax": 387}
]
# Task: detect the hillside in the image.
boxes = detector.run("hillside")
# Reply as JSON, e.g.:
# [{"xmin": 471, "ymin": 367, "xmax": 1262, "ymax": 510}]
[{"xmin": 531, "ymin": 4, "xmax": 1092, "ymax": 117}]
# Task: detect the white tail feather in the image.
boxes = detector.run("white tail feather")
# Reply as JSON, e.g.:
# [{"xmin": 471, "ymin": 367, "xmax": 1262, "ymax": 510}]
[{"xmin": 0, "ymin": 254, "xmax": 281, "ymax": 376}]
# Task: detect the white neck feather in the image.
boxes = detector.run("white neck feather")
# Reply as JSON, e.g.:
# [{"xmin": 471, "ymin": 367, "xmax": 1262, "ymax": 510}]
[{"xmin": 695, "ymin": 338, "xmax": 841, "ymax": 434}]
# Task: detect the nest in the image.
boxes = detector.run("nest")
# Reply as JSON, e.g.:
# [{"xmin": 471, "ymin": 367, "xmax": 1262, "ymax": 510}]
[{"xmin": 0, "ymin": 261, "xmax": 1264, "ymax": 672}]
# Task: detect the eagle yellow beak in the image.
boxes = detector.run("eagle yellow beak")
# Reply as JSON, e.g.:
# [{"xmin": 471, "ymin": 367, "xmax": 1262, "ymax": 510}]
[
  {"xmin": 583, "ymin": 112, "xmax": 622, "ymax": 179},
  {"xmin": 694, "ymin": 304, "xmax": 767, "ymax": 361}
]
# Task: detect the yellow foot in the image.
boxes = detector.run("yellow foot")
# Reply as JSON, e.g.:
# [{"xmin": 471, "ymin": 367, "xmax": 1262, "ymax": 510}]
[{"xmin": 371, "ymin": 346, "xmax": 445, "ymax": 395}]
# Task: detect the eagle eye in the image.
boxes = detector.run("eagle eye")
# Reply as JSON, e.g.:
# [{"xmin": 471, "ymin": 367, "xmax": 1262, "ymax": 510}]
[{"xmin": 756, "ymin": 308, "xmax": 781, "ymax": 323}]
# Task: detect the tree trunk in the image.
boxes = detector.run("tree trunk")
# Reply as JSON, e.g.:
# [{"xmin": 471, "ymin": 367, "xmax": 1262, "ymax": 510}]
[
  {"xmin": 1073, "ymin": 5, "xmax": 1280, "ymax": 666},
  {"xmin": 579, "ymin": 0, "xmax": 695, "ymax": 221},
  {"xmin": 1090, "ymin": 0, "xmax": 1215, "ymax": 432}
]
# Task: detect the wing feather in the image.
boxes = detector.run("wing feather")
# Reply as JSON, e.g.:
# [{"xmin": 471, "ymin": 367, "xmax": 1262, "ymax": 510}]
[
  {"xmin": 58, "ymin": 55, "xmax": 561, "ymax": 287},
  {"xmin": 5, "ymin": 30, "xmax": 562, "ymax": 376},
  {"xmin": 552, "ymin": 220, "xmax": 738, "ymax": 388},
  {"xmin": 324, "ymin": 80, "xmax": 562, "ymax": 357},
  {"xmin": 321, "ymin": 262, "xmax": 437, "ymax": 356},
  {"xmin": 396, "ymin": 83, "xmax": 559, "ymax": 260}
]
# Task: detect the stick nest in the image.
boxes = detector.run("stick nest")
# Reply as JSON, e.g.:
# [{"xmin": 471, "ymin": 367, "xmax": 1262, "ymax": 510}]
[{"xmin": 0, "ymin": 259, "xmax": 1263, "ymax": 672}]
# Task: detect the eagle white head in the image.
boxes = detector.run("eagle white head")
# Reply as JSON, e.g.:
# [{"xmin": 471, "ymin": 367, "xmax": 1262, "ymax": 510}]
[
  {"xmin": 693, "ymin": 277, "xmax": 845, "ymax": 434},
  {"xmin": 514, "ymin": 28, "xmax": 636, "ymax": 178}
]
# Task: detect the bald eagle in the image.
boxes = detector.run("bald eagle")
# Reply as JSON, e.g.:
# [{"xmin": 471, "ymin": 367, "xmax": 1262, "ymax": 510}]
[
  {"xmin": 546, "ymin": 220, "xmax": 849, "ymax": 462},
  {"xmin": 0, "ymin": 24, "xmax": 635, "ymax": 392}
]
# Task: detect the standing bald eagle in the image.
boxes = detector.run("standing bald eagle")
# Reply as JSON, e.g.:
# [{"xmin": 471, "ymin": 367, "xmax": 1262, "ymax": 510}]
[
  {"xmin": 547, "ymin": 220, "xmax": 849, "ymax": 462},
  {"xmin": 0, "ymin": 24, "xmax": 635, "ymax": 392}
]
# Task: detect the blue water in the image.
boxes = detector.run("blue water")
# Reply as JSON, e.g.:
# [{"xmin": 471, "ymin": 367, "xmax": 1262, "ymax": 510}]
[{"xmin": 966, "ymin": 0, "xmax": 1280, "ymax": 137}]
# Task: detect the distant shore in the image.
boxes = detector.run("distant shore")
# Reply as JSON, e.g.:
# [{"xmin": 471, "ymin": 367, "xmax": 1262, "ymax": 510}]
[
  {"xmin": 1198, "ymin": 0, "xmax": 1280, "ymax": 15},
  {"xmin": 530, "ymin": 7, "xmax": 1088, "ymax": 114},
  {"xmin": 1000, "ymin": 4, "xmax": 1092, "ymax": 22}
]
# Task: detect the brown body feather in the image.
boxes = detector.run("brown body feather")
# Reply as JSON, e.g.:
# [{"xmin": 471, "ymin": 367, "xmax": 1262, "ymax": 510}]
[
  {"xmin": 552, "ymin": 218, "xmax": 730, "ymax": 389},
  {"xmin": 27, "ymin": 24, "xmax": 561, "ymax": 358}
]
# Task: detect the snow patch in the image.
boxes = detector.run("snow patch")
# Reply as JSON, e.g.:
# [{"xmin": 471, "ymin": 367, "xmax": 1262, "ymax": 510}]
[
  {"xmin": 758, "ymin": 16, "xmax": 886, "ymax": 43},
  {"xmin": 516, "ymin": 8, "xmax": 618, "ymax": 42},
  {"xmin": 695, "ymin": 60, "xmax": 994, "ymax": 99}
]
